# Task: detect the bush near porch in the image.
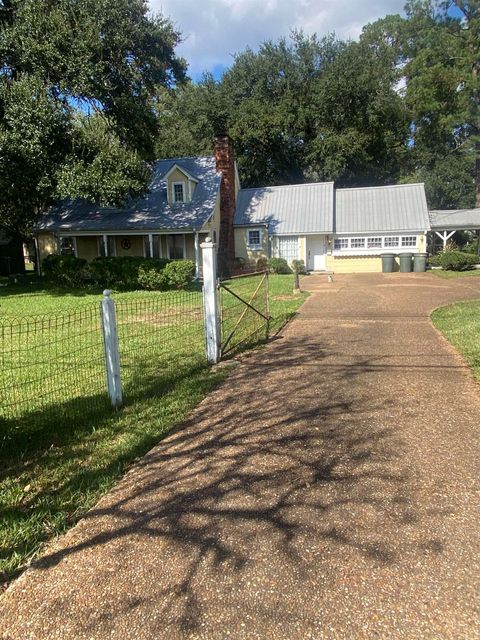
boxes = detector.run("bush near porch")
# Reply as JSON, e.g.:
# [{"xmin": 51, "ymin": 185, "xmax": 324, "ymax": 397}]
[{"xmin": 42, "ymin": 255, "xmax": 195, "ymax": 290}]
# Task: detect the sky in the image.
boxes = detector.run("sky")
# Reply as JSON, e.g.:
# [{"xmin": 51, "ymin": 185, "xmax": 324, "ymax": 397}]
[{"xmin": 150, "ymin": 0, "xmax": 407, "ymax": 80}]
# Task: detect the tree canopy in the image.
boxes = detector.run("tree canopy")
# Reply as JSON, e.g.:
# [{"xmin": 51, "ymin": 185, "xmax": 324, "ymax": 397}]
[
  {"xmin": 156, "ymin": 2, "xmax": 479, "ymax": 208},
  {"xmin": 0, "ymin": 0, "xmax": 186, "ymax": 235}
]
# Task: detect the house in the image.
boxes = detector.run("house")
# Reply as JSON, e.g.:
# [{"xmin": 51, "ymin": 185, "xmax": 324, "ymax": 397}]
[
  {"xmin": 235, "ymin": 182, "xmax": 431, "ymax": 273},
  {"xmin": 36, "ymin": 136, "xmax": 480, "ymax": 275},
  {"xmin": 35, "ymin": 135, "xmax": 240, "ymax": 278}
]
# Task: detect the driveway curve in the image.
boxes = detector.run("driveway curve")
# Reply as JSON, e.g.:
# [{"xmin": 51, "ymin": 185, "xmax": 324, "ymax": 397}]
[{"xmin": 1, "ymin": 272, "xmax": 480, "ymax": 640}]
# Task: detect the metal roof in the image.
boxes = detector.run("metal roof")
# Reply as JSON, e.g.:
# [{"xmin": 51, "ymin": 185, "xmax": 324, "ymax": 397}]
[
  {"xmin": 235, "ymin": 182, "xmax": 334, "ymax": 234},
  {"xmin": 429, "ymin": 209, "xmax": 480, "ymax": 230},
  {"xmin": 35, "ymin": 157, "xmax": 221, "ymax": 233},
  {"xmin": 335, "ymin": 183, "xmax": 430, "ymax": 234}
]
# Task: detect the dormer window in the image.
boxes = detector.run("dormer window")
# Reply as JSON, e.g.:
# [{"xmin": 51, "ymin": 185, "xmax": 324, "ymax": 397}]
[{"xmin": 173, "ymin": 182, "xmax": 185, "ymax": 203}]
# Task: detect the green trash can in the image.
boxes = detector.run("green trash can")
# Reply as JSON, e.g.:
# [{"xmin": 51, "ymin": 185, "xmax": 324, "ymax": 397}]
[
  {"xmin": 413, "ymin": 252, "xmax": 428, "ymax": 273},
  {"xmin": 382, "ymin": 253, "xmax": 396, "ymax": 273},
  {"xmin": 399, "ymin": 253, "xmax": 413, "ymax": 272}
]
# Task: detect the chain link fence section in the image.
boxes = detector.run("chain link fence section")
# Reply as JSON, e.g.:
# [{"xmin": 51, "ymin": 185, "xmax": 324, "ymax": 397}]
[
  {"xmin": 0, "ymin": 305, "xmax": 109, "ymax": 429},
  {"xmin": 115, "ymin": 292, "xmax": 205, "ymax": 401},
  {"xmin": 220, "ymin": 272, "xmax": 270, "ymax": 357}
]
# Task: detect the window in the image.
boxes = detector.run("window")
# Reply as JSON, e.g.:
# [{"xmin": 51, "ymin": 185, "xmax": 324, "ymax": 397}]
[
  {"xmin": 334, "ymin": 238, "xmax": 348, "ymax": 250},
  {"xmin": 168, "ymin": 234, "xmax": 184, "ymax": 260},
  {"xmin": 350, "ymin": 237, "xmax": 366, "ymax": 249},
  {"xmin": 247, "ymin": 229, "xmax": 261, "ymax": 248},
  {"xmin": 59, "ymin": 237, "xmax": 75, "ymax": 255},
  {"xmin": 401, "ymin": 236, "xmax": 416, "ymax": 247},
  {"xmin": 172, "ymin": 182, "xmax": 185, "ymax": 203},
  {"xmin": 367, "ymin": 237, "xmax": 382, "ymax": 248},
  {"xmin": 384, "ymin": 236, "xmax": 399, "ymax": 248},
  {"xmin": 277, "ymin": 236, "xmax": 299, "ymax": 262}
]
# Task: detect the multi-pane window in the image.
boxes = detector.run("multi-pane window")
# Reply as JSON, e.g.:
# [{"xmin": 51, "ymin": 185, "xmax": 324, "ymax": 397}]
[
  {"xmin": 334, "ymin": 238, "xmax": 349, "ymax": 250},
  {"xmin": 384, "ymin": 236, "xmax": 399, "ymax": 248},
  {"xmin": 173, "ymin": 183, "xmax": 185, "ymax": 203},
  {"xmin": 350, "ymin": 238, "xmax": 366, "ymax": 249},
  {"xmin": 247, "ymin": 229, "xmax": 261, "ymax": 248},
  {"xmin": 277, "ymin": 236, "xmax": 299, "ymax": 262},
  {"xmin": 333, "ymin": 235, "xmax": 418, "ymax": 251}
]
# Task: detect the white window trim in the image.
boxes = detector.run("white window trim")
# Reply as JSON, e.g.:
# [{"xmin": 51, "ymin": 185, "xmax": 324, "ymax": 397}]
[
  {"xmin": 167, "ymin": 234, "xmax": 185, "ymax": 260},
  {"xmin": 247, "ymin": 228, "xmax": 262, "ymax": 249},
  {"xmin": 332, "ymin": 234, "xmax": 419, "ymax": 255},
  {"xmin": 172, "ymin": 181, "xmax": 186, "ymax": 203}
]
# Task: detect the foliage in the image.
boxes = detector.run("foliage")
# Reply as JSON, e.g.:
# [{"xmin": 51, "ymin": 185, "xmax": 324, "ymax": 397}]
[
  {"xmin": 291, "ymin": 259, "xmax": 306, "ymax": 274},
  {"xmin": 0, "ymin": 0, "xmax": 186, "ymax": 236},
  {"xmin": 41, "ymin": 254, "xmax": 88, "ymax": 287},
  {"xmin": 256, "ymin": 257, "xmax": 269, "ymax": 270},
  {"xmin": 268, "ymin": 257, "xmax": 292, "ymax": 274},
  {"xmin": 429, "ymin": 250, "xmax": 479, "ymax": 271},
  {"xmin": 88, "ymin": 256, "xmax": 170, "ymax": 289},
  {"xmin": 160, "ymin": 260, "xmax": 195, "ymax": 289},
  {"xmin": 137, "ymin": 265, "xmax": 166, "ymax": 291}
]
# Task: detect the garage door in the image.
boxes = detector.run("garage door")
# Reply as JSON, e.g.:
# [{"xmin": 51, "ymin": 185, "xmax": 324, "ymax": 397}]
[{"xmin": 277, "ymin": 236, "xmax": 299, "ymax": 263}]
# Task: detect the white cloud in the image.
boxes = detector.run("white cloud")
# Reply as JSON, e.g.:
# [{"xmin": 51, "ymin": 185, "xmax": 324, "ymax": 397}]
[{"xmin": 151, "ymin": 0, "xmax": 406, "ymax": 78}]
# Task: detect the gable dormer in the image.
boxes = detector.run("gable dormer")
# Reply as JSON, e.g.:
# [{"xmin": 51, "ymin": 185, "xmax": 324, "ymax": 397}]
[{"xmin": 163, "ymin": 163, "xmax": 199, "ymax": 204}]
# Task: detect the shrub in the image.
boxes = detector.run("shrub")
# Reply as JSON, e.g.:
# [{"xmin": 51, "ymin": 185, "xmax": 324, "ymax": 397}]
[
  {"xmin": 268, "ymin": 257, "xmax": 292, "ymax": 274},
  {"xmin": 137, "ymin": 265, "xmax": 166, "ymax": 290},
  {"xmin": 291, "ymin": 259, "xmax": 306, "ymax": 274},
  {"xmin": 161, "ymin": 260, "xmax": 195, "ymax": 289},
  {"xmin": 429, "ymin": 250, "xmax": 479, "ymax": 271},
  {"xmin": 42, "ymin": 254, "xmax": 89, "ymax": 287},
  {"xmin": 256, "ymin": 257, "xmax": 268, "ymax": 271},
  {"xmin": 89, "ymin": 257, "xmax": 170, "ymax": 289}
]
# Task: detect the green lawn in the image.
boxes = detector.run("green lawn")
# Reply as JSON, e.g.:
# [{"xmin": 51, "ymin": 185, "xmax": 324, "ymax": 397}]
[
  {"xmin": 431, "ymin": 299, "xmax": 480, "ymax": 381},
  {"xmin": 430, "ymin": 269, "xmax": 480, "ymax": 279},
  {"xmin": 0, "ymin": 273, "xmax": 307, "ymax": 585}
]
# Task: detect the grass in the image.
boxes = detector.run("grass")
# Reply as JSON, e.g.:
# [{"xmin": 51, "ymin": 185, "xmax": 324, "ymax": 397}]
[
  {"xmin": 0, "ymin": 273, "xmax": 307, "ymax": 585},
  {"xmin": 431, "ymin": 299, "xmax": 480, "ymax": 382},
  {"xmin": 430, "ymin": 269, "xmax": 480, "ymax": 279}
]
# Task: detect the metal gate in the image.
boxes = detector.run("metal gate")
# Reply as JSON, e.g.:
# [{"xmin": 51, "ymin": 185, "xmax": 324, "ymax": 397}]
[{"xmin": 219, "ymin": 271, "xmax": 270, "ymax": 356}]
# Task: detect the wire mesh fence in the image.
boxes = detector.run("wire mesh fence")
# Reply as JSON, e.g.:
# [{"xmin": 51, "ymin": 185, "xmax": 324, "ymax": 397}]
[
  {"xmin": 220, "ymin": 271, "xmax": 270, "ymax": 356},
  {"xmin": 0, "ymin": 291, "xmax": 205, "ymax": 433},
  {"xmin": 115, "ymin": 292, "xmax": 205, "ymax": 399},
  {"xmin": 0, "ymin": 305, "xmax": 109, "ymax": 430}
]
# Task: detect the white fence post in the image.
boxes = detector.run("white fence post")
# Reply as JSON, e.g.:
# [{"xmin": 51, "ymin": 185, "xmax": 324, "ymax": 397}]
[
  {"xmin": 201, "ymin": 237, "xmax": 221, "ymax": 364},
  {"xmin": 100, "ymin": 290, "xmax": 123, "ymax": 408}
]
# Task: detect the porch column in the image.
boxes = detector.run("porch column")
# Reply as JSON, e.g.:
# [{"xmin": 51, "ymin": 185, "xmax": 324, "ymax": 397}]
[
  {"xmin": 183, "ymin": 234, "xmax": 187, "ymax": 260},
  {"xmin": 73, "ymin": 237, "xmax": 78, "ymax": 258},
  {"xmin": 194, "ymin": 232, "xmax": 200, "ymax": 278},
  {"xmin": 148, "ymin": 233, "xmax": 154, "ymax": 259},
  {"xmin": 103, "ymin": 234, "xmax": 108, "ymax": 257}
]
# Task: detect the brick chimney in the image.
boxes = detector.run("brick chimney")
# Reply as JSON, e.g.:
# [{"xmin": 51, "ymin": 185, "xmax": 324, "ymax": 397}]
[{"xmin": 214, "ymin": 134, "xmax": 236, "ymax": 276}]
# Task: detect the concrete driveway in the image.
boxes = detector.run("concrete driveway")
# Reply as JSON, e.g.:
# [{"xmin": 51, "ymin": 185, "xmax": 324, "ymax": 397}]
[{"xmin": 1, "ymin": 272, "xmax": 480, "ymax": 639}]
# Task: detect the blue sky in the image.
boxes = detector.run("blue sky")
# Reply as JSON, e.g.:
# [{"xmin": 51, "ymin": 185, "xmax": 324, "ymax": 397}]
[{"xmin": 150, "ymin": 0, "xmax": 408, "ymax": 80}]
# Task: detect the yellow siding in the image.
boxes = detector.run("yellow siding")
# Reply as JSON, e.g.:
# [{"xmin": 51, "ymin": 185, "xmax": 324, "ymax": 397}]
[
  {"xmin": 76, "ymin": 236, "xmax": 99, "ymax": 262},
  {"xmin": 298, "ymin": 237, "xmax": 307, "ymax": 263},
  {"xmin": 326, "ymin": 255, "xmax": 385, "ymax": 273},
  {"xmin": 114, "ymin": 236, "xmax": 144, "ymax": 257},
  {"xmin": 37, "ymin": 233, "xmax": 57, "ymax": 263},
  {"xmin": 234, "ymin": 227, "xmax": 268, "ymax": 264}
]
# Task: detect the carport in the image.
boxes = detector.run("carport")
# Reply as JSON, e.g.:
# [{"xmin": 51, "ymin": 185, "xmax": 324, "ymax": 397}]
[{"xmin": 429, "ymin": 209, "xmax": 480, "ymax": 250}]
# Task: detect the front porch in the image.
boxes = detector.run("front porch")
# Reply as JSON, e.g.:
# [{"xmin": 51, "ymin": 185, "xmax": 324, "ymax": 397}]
[{"xmin": 38, "ymin": 232, "xmax": 208, "ymax": 278}]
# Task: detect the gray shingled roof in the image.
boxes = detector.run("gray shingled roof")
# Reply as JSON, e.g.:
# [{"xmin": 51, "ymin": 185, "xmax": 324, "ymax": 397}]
[
  {"xmin": 429, "ymin": 209, "xmax": 480, "ymax": 230},
  {"xmin": 35, "ymin": 157, "xmax": 221, "ymax": 233},
  {"xmin": 235, "ymin": 182, "xmax": 334, "ymax": 234},
  {"xmin": 335, "ymin": 183, "xmax": 430, "ymax": 234}
]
